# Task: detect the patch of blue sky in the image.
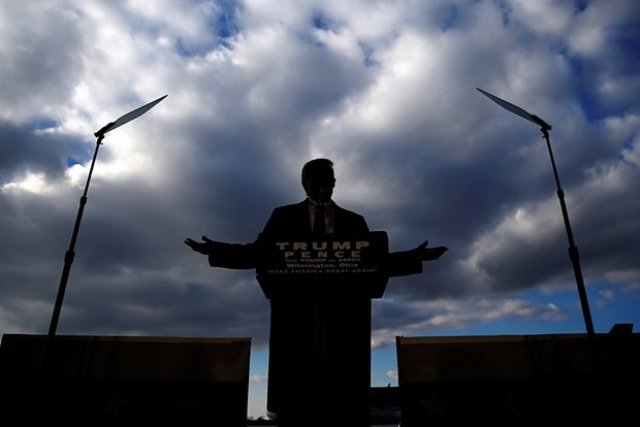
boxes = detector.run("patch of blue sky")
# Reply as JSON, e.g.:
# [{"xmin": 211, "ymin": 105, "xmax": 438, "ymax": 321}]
[
  {"xmin": 566, "ymin": 56, "xmax": 606, "ymax": 122},
  {"xmin": 312, "ymin": 12, "xmax": 330, "ymax": 31},
  {"xmin": 215, "ymin": 1, "xmax": 237, "ymax": 38},
  {"xmin": 65, "ymin": 143, "xmax": 93, "ymax": 166},
  {"xmin": 371, "ymin": 346, "xmax": 399, "ymax": 387},
  {"xmin": 621, "ymin": 141, "xmax": 640, "ymax": 167},
  {"xmin": 497, "ymin": 0, "xmax": 513, "ymax": 28},
  {"xmin": 212, "ymin": 0, "xmax": 238, "ymax": 48},
  {"xmin": 250, "ymin": 346, "xmax": 269, "ymax": 376},
  {"xmin": 28, "ymin": 117, "xmax": 59, "ymax": 131},
  {"xmin": 479, "ymin": 283, "xmax": 640, "ymax": 335},
  {"xmin": 438, "ymin": 3, "xmax": 459, "ymax": 32},
  {"xmin": 297, "ymin": 11, "xmax": 332, "ymax": 49},
  {"xmin": 401, "ymin": 286, "xmax": 603, "ymax": 338},
  {"xmin": 589, "ymin": 283, "xmax": 640, "ymax": 333},
  {"xmin": 575, "ymin": 0, "xmax": 589, "ymax": 13},
  {"xmin": 309, "ymin": 11, "xmax": 378, "ymax": 68},
  {"xmin": 66, "ymin": 157, "xmax": 82, "ymax": 167},
  {"xmin": 173, "ymin": 2, "xmax": 238, "ymax": 57},
  {"xmin": 609, "ymin": 13, "xmax": 640, "ymax": 67},
  {"xmin": 359, "ymin": 41, "xmax": 378, "ymax": 68},
  {"xmin": 565, "ymin": 23, "xmax": 640, "ymax": 121},
  {"xmin": 451, "ymin": 313, "xmax": 585, "ymax": 336}
]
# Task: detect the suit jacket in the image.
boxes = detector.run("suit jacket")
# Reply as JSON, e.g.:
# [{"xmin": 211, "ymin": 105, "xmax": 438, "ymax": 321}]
[
  {"xmin": 207, "ymin": 199, "xmax": 421, "ymax": 276},
  {"xmin": 262, "ymin": 200, "xmax": 368, "ymax": 237}
]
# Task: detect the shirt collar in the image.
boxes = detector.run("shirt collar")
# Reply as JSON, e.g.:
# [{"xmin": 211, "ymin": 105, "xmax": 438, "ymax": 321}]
[{"xmin": 307, "ymin": 198, "xmax": 334, "ymax": 208}]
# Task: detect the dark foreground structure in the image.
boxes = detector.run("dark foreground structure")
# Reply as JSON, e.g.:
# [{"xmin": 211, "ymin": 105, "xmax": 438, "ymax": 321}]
[
  {"xmin": 0, "ymin": 335, "xmax": 251, "ymax": 425},
  {"xmin": 1, "ymin": 330, "xmax": 638, "ymax": 425},
  {"xmin": 397, "ymin": 330, "xmax": 639, "ymax": 425}
]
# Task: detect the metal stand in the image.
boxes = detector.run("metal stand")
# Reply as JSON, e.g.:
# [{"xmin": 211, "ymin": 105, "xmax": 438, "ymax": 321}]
[
  {"xmin": 41, "ymin": 94, "xmax": 167, "ymax": 373},
  {"xmin": 540, "ymin": 126, "xmax": 594, "ymax": 337},
  {"xmin": 41, "ymin": 135, "xmax": 104, "ymax": 374},
  {"xmin": 47, "ymin": 134, "xmax": 104, "ymax": 339},
  {"xmin": 537, "ymin": 121, "xmax": 599, "ymax": 371},
  {"xmin": 477, "ymin": 88, "xmax": 596, "ymax": 338}
]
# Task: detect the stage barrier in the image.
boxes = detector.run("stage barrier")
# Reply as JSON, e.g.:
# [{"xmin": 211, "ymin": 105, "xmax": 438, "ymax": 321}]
[{"xmin": 0, "ymin": 334, "xmax": 251, "ymax": 425}]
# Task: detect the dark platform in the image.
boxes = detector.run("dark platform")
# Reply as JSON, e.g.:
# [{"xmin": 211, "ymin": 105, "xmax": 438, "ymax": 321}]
[
  {"xmin": 0, "ymin": 334, "xmax": 251, "ymax": 425},
  {"xmin": 397, "ymin": 332, "xmax": 640, "ymax": 425}
]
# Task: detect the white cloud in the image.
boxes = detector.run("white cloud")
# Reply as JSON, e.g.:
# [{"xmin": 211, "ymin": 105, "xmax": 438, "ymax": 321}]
[
  {"xmin": 462, "ymin": 199, "xmax": 564, "ymax": 289},
  {"xmin": 385, "ymin": 370, "xmax": 398, "ymax": 381},
  {"xmin": 2, "ymin": 171, "xmax": 53, "ymax": 194},
  {"xmin": 250, "ymin": 373, "xmax": 267, "ymax": 384},
  {"xmin": 507, "ymin": 0, "xmax": 574, "ymax": 37},
  {"xmin": 371, "ymin": 296, "xmax": 565, "ymax": 348}
]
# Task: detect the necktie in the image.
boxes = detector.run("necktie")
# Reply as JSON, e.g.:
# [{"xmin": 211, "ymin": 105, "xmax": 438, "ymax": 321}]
[{"xmin": 314, "ymin": 203, "xmax": 326, "ymax": 234}]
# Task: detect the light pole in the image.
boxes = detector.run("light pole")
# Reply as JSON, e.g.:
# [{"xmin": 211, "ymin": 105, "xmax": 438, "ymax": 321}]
[
  {"xmin": 477, "ymin": 88, "xmax": 595, "ymax": 337},
  {"xmin": 45, "ymin": 94, "xmax": 167, "ymax": 354}
]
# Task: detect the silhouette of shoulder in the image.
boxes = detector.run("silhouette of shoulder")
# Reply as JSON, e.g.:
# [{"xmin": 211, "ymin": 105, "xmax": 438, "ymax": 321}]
[{"xmin": 263, "ymin": 200, "xmax": 368, "ymax": 236}]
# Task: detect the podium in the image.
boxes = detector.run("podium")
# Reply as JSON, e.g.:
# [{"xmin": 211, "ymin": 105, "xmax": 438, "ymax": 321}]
[{"xmin": 256, "ymin": 231, "xmax": 390, "ymax": 426}]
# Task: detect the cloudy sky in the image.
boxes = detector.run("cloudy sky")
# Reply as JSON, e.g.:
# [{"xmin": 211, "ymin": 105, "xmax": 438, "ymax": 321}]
[{"xmin": 1, "ymin": 0, "xmax": 639, "ymax": 418}]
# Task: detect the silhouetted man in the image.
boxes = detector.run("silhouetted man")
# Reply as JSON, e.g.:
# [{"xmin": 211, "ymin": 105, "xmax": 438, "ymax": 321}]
[{"xmin": 186, "ymin": 158, "xmax": 446, "ymax": 426}]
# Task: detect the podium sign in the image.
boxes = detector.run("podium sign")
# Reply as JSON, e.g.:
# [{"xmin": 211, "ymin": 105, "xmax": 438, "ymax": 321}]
[{"xmin": 256, "ymin": 231, "xmax": 389, "ymax": 298}]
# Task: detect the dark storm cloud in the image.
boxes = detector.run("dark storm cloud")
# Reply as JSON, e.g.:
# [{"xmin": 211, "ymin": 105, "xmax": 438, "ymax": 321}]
[
  {"xmin": 58, "ymin": 270, "xmax": 271, "ymax": 345},
  {"xmin": 0, "ymin": 122, "xmax": 89, "ymax": 182}
]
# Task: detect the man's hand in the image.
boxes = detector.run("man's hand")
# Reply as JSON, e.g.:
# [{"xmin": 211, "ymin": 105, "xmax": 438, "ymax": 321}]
[
  {"xmin": 184, "ymin": 236, "xmax": 215, "ymax": 255},
  {"xmin": 413, "ymin": 240, "xmax": 448, "ymax": 261}
]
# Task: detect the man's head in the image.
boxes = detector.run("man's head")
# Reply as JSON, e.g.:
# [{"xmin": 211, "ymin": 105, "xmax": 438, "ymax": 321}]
[{"xmin": 301, "ymin": 158, "xmax": 336, "ymax": 203}]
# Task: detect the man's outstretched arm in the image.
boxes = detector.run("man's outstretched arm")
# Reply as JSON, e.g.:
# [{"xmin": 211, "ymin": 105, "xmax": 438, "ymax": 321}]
[
  {"xmin": 185, "ymin": 235, "xmax": 258, "ymax": 269},
  {"xmin": 412, "ymin": 240, "xmax": 448, "ymax": 261},
  {"xmin": 387, "ymin": 240, "xmax": 448, "ymax": 277},
  {"xmin": 184, "ymin": 236, "xmax": 216, "ymax": 254}
]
